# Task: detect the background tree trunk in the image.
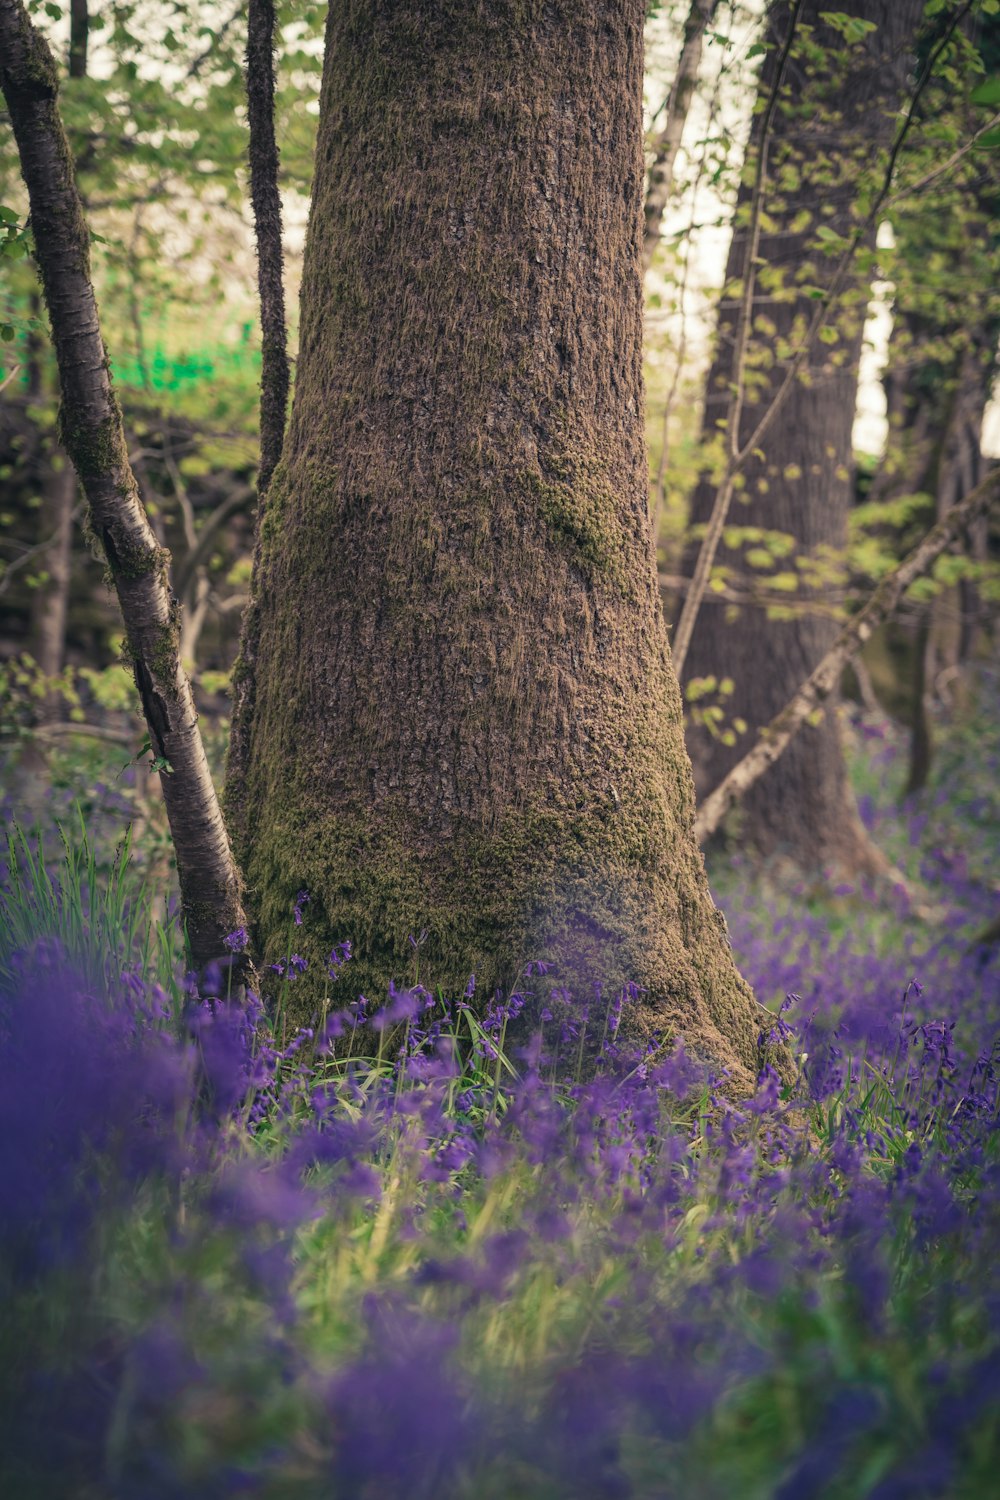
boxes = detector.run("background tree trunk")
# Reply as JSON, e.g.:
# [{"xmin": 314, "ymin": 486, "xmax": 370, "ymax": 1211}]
[
  {"xmin": 228, "ymin": 0, "xmax": 770, "ymax": 1085},
  {"xmin": 903, "ymin": 344, "xmax": 990, "ymax": 796},
  {"xmin": 679, "ymin": 0, "xmax": 923, "ymax": 879},
  {"xmin": 28, "ymin": 458, "xmax": 75, "ymax": 725},
  {"xmin": 26, "ymin": 0, "xmax": 87, "ymax": 727},
  {"xmin": 643, "ymin": 0, "xmax": 718, "ymax": 273}
]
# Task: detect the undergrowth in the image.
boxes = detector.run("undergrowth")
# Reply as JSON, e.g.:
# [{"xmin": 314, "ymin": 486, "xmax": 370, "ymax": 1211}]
[{"xmin": 1, "ymin": 683, "xmax": 998, "ymax": 1497}]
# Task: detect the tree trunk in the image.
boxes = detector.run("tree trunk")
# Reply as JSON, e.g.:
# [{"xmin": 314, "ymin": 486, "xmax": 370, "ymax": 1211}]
[
  {"xmin": 68, "ymin": 0, "xmax": 88, "ymax": 79},
  {"xmin": 643, "ymin": 0, "xmax": 718, "ymax": 272},
  {"xmin": 693, "ymin": 464, "xmax": 1000, "ymax": 844},
  {"xmin": 904, "ymin": 344, "xmax": 989, "ymax": 796},
  {"xmin": 25, "ymin": 0, "xmax": 86, "ymax": 726},
  {"xmin": 679, "ymin": 0, "xmax": 923, "ymax": 880},
  {"xmin": 28, "ymin": 457, "xmax": 75, "ymax": 724},
  {"xmin": 228, "ymin": 0, "xmax": 771, "ymax": 1085}
]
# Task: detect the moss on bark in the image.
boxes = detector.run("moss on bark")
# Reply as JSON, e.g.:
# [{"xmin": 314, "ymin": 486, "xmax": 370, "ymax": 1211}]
[{"xmin": 228, "ymin": 0, "xmax": 774, "ymax": 1089}]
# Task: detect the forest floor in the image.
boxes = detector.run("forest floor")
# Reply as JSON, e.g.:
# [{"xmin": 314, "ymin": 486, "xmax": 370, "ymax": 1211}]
[{"xmin": 1, "ymin": 671, "xmax": 998, "ymax": 1498}]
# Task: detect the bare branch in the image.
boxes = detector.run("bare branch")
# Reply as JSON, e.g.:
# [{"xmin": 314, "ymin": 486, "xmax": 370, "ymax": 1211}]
[
  {"xmin": 173, "ymin": 483, "xmax": 255, "ymax": 605},
  {"xmin": 0, "ymin": 504, "xmax": 83, "ymax": 599}
]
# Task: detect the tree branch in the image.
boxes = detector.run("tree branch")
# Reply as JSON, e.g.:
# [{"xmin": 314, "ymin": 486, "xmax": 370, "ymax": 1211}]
[
  {"xmin": 694, "ymin": 465, "xmax": 1000, "ymax": 844},
  {"xmin": 173, "ymin": 483, "xmax": 255, "ymax": 605},
  {"xmin": 0, "ymin": 503, "xmax": 83, "ymax": 599}
]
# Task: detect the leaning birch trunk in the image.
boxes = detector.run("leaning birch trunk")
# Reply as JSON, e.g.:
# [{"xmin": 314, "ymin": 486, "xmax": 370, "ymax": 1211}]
[
  {"xmin": 694, "ymin": 468, "xmax": 1000, "ymax": 844},
  {"xmin": 0, "ymin": 0, "xmax": 248, "ymax": 974}
]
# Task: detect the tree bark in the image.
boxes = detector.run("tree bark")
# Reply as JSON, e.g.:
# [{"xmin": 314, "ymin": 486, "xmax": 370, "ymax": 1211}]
[
  {"xmin": 0, "ymin": 0, "xmax": 248, "ymax": 975},
  {"xmin": 679, "ymin": 0, "xmax": 924, "ymax": 879},
  {"xmin": 228, "ymin": 0, "xmax": 772, "ymax": 1086},
  {"xmin": 245, "ymin": 0, "xmax": 288, "ymax": 499}
]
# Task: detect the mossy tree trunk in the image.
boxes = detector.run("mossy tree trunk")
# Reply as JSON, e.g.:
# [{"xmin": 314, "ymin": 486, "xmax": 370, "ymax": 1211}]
[
  {"xmin": 679, "ymin": 0, "xmax": 923, "ymax": 880},
  {"xmin": 227, "ymin": 0, "xmax": 770, "ymax": 1086}
]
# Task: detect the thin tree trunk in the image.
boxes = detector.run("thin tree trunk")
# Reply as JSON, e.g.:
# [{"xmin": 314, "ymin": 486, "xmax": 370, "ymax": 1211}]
[
  {"xmin": 26, "ymin": 0, "xmax": 86, "ymax": 727},
  {"xmin": 68, "ymin": 0, "xmax": 88, "ymax": 79},
  {"xmin": 694, "ymin": 465, "xmax": 1000, "ymax": 843},
  {"xmin": 906, "ymin": 343, "xmax": 989, "ymax": 795},
  {"xmin": 228, "ymin": 0, "xmax": 775, "ymax": 1087},
  {"xmin": 0, "ymin": 0, "xmax": 248, "ymax": 975},
  {"xmin": 643, "ymin": 0, "xmax": 718, "ymax": 272},
  {"xmin": 245, "ymin": 0, "xmax": 288, "ymax": 498},
  {"xmin": 29, "ymin": 458, "xmax": 75, "ymax": 725},
  {"xmin": 228, "ymin": 0, "xmax": 291, "ymax": 865},
  {"xmin": 680, "ymin": 0, "xmax": 925, "ymax": 879}
]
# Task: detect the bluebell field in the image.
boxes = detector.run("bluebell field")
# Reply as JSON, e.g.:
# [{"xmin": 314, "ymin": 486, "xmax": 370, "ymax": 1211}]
[{"xmin": 1, "ymin": 689, "xmax": 999, "ymax": 1499}]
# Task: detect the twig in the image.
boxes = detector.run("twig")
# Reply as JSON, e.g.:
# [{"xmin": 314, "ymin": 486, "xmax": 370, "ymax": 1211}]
[
  {"xmin": 644, "ymin": 0, "xmax": 719, "ymax": 270},
  {"xmin": 884, "ymin": 109, "xmax": 1000, "ymax": 209},
  {"xmin": 173, "ymin": 484, "xmax": 255, "ymax": 604}
]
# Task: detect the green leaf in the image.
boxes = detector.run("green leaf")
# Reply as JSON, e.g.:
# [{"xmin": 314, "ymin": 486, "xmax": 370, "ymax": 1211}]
[
  {"xmin": 747, "ymin": 42, "xmax": 767, "ymax": 59},
  {"xmin": 970, "ymin": 77, "xmax": 1000, "ymax": 107},
  {"xmin": 819, "ymin": 11, "xmax": 877, "ymax": 44}
]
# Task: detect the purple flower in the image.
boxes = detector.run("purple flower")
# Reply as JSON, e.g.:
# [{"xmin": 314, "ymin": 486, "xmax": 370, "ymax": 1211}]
[
  {"xmin": 223, "ymin": 926, "xmax": 249, "ymax": 953},
  {"xmin": 272, "ymin": 953, "xmax": 308, "ymax": 980},
  {"xmin": 327, "ymin": 938, "xmax": 353, "ymax": 977},
  {"xmin": 292, "ymin": 889, "xmax": 310, "ymax": 926}
]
